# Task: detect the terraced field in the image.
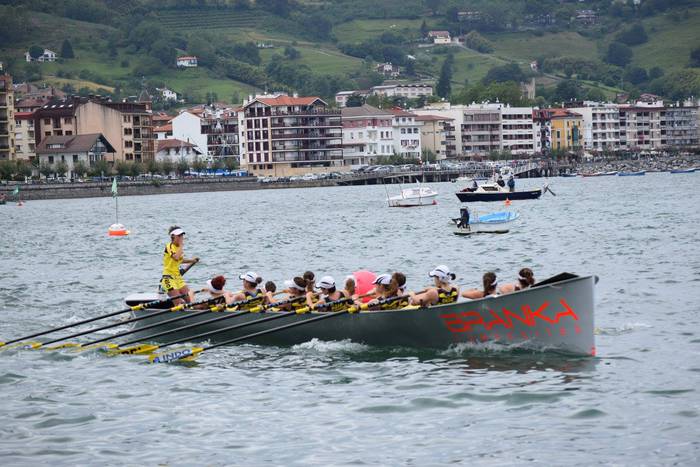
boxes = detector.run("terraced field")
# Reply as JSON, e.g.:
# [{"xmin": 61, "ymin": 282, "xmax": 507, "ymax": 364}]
[{"xmin": 154, "ymin": 9, "xmax": 263, "ymax": 30}]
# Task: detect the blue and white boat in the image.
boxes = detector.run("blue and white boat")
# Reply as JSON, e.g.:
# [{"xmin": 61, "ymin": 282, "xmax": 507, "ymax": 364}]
[
  {"xmin": 670, "ymin": 168, "xmax": 695, "ymax": 174},
  {"xmin": 618, "ymin": 171, "xmax": 646, "ymax": 177}
]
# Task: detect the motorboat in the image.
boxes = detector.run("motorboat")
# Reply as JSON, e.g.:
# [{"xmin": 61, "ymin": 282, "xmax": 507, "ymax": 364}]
[
  {"xmin": 617, "ymin": 171, "xmax": 646, "ymax": 176},
  {"xmin": 387, "ymin": 186, "xmax": 438, "ymax": 207}
]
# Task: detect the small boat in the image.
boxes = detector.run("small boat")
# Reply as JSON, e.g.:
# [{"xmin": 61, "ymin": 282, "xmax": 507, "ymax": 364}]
[
  {"xmin": 560, "ymin": 173, "xmax": 578, "ymax": 178},
  {"xmin": 670, "ymin": 168, "xmax": 695, "ymax": 174},
  {"xmin": 451, "ymin": 211, "xmax": 520, "ymax": 225},
  {"xmin": 387, "ymin": 186, "xmax": 438, "ymax": 207},
  {"xmin": 453, "ymin": 227, "xmax": 509, "ymax": 236},
  {"xmin": 456, "ymin": 182, "xmax": 542, "ymax": 202},
  {"xmin": 617, "ymin": 171, "xmax": 646, "ymax": 177},
  {"xmin": 125, "ymin": 273, "xmax": 597, "ymax": 356}
]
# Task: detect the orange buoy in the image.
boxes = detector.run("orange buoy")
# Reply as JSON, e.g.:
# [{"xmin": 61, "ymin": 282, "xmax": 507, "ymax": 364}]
[
  {"xmin": 108, "ymin": 223, "xmax": 130, "ymax": 237},
  {"xmin": 505, "ymin": 198, "xmax": 512, "ymax": 206}
]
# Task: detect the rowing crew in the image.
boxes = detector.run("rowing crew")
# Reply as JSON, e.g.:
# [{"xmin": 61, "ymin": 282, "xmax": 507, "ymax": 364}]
[{"xmin": 160, "ymin": 226, "xmax": 536, "ymax": 311}]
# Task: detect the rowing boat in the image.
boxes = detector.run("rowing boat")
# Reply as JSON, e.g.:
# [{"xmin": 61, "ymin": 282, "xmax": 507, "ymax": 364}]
[{"xmin": 125, "ymin": 274, "xmax": 596, "ymax": 356}]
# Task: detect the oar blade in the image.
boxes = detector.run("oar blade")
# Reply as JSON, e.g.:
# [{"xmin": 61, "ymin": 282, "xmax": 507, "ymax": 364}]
[
  {"xmin": 75, "ymin": 343, "xmax": 118, "ymax": 353},
  {"xmin": 0, "ymin": 341, "xmax": 42, "ymax": 351},
  {"xmin": 44, "ymin": 342, "xmax": 83, "ymax": 350},
  {"xmin": 149, "ymin": 347, "xmax": 203, "ymax": 364},
  {"xmin": 110, "ymin": 344, "xmax": 159, "ymax": 356}
]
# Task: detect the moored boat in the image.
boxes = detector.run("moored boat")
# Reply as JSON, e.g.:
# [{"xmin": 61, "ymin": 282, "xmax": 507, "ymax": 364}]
[
  {"xmin": 561, "ymin": 173, "xmax": 578, "ymax": 177},
  {"xmin": 125, "ymin": 274, "xmax": 596, "ymax": 356},
  {"xmin": 451, "ymin": 211, "xmax": 520, "ymax": 225},
  {"xmin": 387, "ymin": 186, "xmax": 438, "ymax": 207},
  {"xmin": 670, "ymin": 168, "xmax": 695, "ymax": 174},
  {"xmin": 456, "ymin": 181, "xmax": 542, "ymax": 202},
  {"xmin": 618, "ymin": 171, "xmax": 646, "ymax": 176}
]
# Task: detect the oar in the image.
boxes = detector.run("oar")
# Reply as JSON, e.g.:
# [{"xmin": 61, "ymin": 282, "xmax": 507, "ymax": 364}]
[
  {"xmin": 293, "ymin": 292, "xmax": 374, "ymax": 314},
  {"xmin": 0, "ymin": 293, "xmax": 188, "ymax": 349},
  {"xmin": 111, "ymin": 295, "xmax": 305, "ymax": 355},
  {"xmin": 152, "ymin": 309, "xmax": 353, "ymax": 364},
  {"xmin": 27, "ymin": 296, "xmax": 224, "ymax": 350}
]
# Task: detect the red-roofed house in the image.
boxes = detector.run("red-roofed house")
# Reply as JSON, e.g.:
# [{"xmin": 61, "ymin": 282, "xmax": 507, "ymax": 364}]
[
  {"xmin": 428, "ymin": 31, "xmax": 451, "ymax": 44},
  {"xmin": 176, "ymin": 56, "xmax": 198, "ymax": 68},
  {"xmin": 241, "ymin": 94, "xmax": 342, "ymax": 176},
  {"xmin": 155, "ymin": 138, "xmax": 202, "ymax": 162},
  {"xmin": 154, "ymin": 123, "xmax": 173, "ymax": 140},
  {"xmin": 36, "ymin": 133, "xmax": 116, "ymax": 178}
]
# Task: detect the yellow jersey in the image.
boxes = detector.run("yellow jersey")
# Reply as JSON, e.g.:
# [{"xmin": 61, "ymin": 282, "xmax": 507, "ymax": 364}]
[{"xmin": 162, "ymin": 242, "xmax": 183, "ymax": 277}]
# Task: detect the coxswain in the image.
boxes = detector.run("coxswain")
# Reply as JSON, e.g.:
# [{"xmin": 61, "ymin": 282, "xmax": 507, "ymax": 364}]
[
  {"xmin": 461, "ymin": 272, "xmax": 498, "ymax": 299},
  {"xmin": 409, "ymin": 265, "xmax": 459, "ymax": 306},
  {"xmin": 161, "ymin": 226, "xmax": 198, "ymax": 305},
  {"xmin": 231, "ymin": 271, "xmax": 263, "ymax": 302},
  {"xmin": 499, "ymin": 268, "xmax": 535, "ymax": 294}
]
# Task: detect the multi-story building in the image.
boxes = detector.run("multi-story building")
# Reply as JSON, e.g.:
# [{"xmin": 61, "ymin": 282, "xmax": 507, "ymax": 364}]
[
  {"xmin": 462, "ymin": 103, "xmax": 502, "ymax": 155},
  {"xmin": 500, "ymin": 106, "xmax": 535, "ymax": 156},
  {"xmin": 389, "ymin": 108, "xmax": 421, "ymax": 159},
  {"xmin": 532, "ymin": 109, "xmax": 552, "ymax": 155},
  {"xmin": 13, "ymin": 111, "xmax": 35, "ymax": 161},
  {"xmin": 341, "ymin": 104, "xmax": 394, "ymax": 167},
  {"xmin": 568, "ymin": 102, "xmax": 620, "ymax": 153},
  {"xmin": 661, "ymin": 100, "xmax": 699, "ymax": 149},
  {"xmin": 548, "ymin": 108, "xmax": 583, "ymax": 151},
  {"xmin": 619, "ymin": 101, "xmax": 663, "ymax": 151},
  {"xmin": 32, "ymin": 96, "xmax": 154, "ymax": 163},
  {"xmin": 155, "ymin": 139, "xmax": 202, "ymax": 163},
  {"xmin": 240, "ymin": 94, "xmax": 343, "ymax": 176},
  {"xmin": 414, "ymin": 102, "xmax": 466, "ymax": 158},
  {"xmin": 0, "ymin": 74, "xmax": 15, "ymax": 160},
  {"xmin": 36, "ymin": 134, "xmax": 116, "ymax": 178},
  {"xmin": 415, "ymin": 114, "xmax": 454, "ymax": 160},
  {"xmin": 171, "ymin": 111, "xmax": 208, "ymax": 156},
  {"xmin": 335, "ymin": 84, "xmax": 433, "ymax": 108},
  {"xmin": 201, "ymin": 107, "xmax": 240, "ymax": 161}
]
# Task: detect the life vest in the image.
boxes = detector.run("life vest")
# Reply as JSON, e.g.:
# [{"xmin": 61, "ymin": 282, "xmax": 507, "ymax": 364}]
[{"xmin": 437, "ymin": 288, "xmax": 458, "ymax": 304}]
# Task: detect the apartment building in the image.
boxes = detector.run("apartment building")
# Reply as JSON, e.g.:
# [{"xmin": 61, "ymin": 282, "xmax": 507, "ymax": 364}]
[
  {"xmin": 568, "ymin": 102, "xmax": 620, "ymax": 152},
  {"xmin": 548, "ymin": 109, "xmax": 583, "ymax": 151},
  {"xmin": 500, "ymin": 106, "xmax": 536, "ymax": 156},
  {"xmin": 0, "ymin": 74, "xmax": 15, "ymax": 160},
  {"xmin": 106, "ymin": 101, "xmax": 154, "ymax": 162},
  {"xmin": 335, "ymin": 84, "xmax": 433, "ymax": 108},
  {"xmin": 240, "ymin": 94, "xmax": 342, "ymax": 176},
  {"xmin": 341, "ymin": 104, "xmax": 394, "ymax": 167},
  {"xmin": 415, "ymin": 114, "xmax": 454, "ymax": 160},
  {"xmin": 661, "ymin": 101, "xmax": 699, "ymax": 149},
  {"xmin": 171, "ymin": 112, "xmax": 208, "ymax": 156},
  {"xmin": 462, "ymin": 104, "xmax": 502, "ymax": 155},
  {"xmin": 388, "ymin": 108, "xmax": 421, "ymax": 159},
  {"xmin": 201, "ymin": 107, "xmax": 240, "ymax": 160},
  {"xmin": 13, "ymin": 112, "xmax": 35, "ymax": 160},
  {"xmin": 532, "ymin": 109, "xmax": 552, "ymax": 155},
  {"xmin": 619, "ymin": 101, "xmax": 663, "ymax": 151},
  {"xmin": 414, "ymin": 103, "xmax": 465, "ymax": 158}
]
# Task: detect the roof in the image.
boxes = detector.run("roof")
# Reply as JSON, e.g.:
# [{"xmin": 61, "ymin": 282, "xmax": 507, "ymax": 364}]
[
  {"xmin": 414, "ymin": 114, "xmax": 454, "ymax": 122},
  {"xmin": 14, "ymin": 111, "xmax": 34, "ymax": 119},
  {"xmin": 177, "ymin": 56, "xmax": 198, "ymax": 60},
  {"xmin": 36, "ymin": 134, "xmax": 115, "ymax": 154},
  {"xmin": 387, "ymin": 107, "xmax": 415, "ymax": 117},
  {"xmin": 154, "ymin": 123, "xmax": 172, "ymax": 133},
  {"xmin": 428, "ymin": 30, "xmax": 450, "ymax": 37},
  {"xmin": 157, "ymin": 139, "xmax": 202, "ymax": 153},
  {"xmin": 546, "ymin": 108, "xmax": 582, "ymax": 119},
  {"xmin": 15, "ymin": 97, "xmax": 48, "ymax": 108},
  {"xmin": 252, "ymin": 96, "xmax": 325, "ymax": 107},
  {"xmin": 341, "ymin": 104, "xmax": 393, "ymax": 118}
]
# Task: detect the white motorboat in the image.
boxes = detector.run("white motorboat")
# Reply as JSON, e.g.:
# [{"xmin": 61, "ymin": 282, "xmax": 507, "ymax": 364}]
[{"xmin": 387, "ymin": 186, "xmax": 438, "ymax": 207}]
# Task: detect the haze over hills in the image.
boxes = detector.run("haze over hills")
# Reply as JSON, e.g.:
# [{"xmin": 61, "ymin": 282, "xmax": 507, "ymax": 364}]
[{"xmin": 1, "ymin": 0, "xmax": 699, "ymax": 107}]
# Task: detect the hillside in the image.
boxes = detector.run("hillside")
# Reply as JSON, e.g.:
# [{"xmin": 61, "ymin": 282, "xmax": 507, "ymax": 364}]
[{"xmin": 0, "ymin": 0, "xmax": 698, "ymax": 106}]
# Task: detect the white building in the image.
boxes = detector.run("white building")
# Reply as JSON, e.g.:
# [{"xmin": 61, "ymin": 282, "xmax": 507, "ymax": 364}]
[
  {"xmin": 568, "ymin": 102, "xmax": 620, "ymax": 152},
  {"xmin": 500, "ymin": 105, "xmax": 536, "ymax": 156},
  {"xmin": 176, "ymin": 56, "xmax": 198, "ymax": 68},
  {"xmin": 619, "ymin": 100, "xmax": 664, "ymax": 151},
  {"xmin": 376, "ymin": 63, "xmax": 400, "ymax": 78},
  {"xmin": 157, "ymin": 87, "xmax": 178, "ymax": 101},
  {"xmin": 370, "ymin": 83, "xmax": 433, "ymax": 100},
  {"xmin": 341, "ymin": 104, "xmax": 394, "ymax": 167},
  {"xmin": 35, "ymin": 134, "xmax": 115, "ymax": 178},
  {"xmin": 170, "ymin": 111, "xmax": 207, "ymax": 156},
  {"xmin": 428, "ymin": 31, "xmax": 451, "ymax": 44},
  {"xmin": 13, "ymin": 111, "xmax": 36, "ymax": 161},
  {"xmin": 155, "ymin": 139, "xmax": 202, "ymax": 163},
  {"xmin": 335, "ymin": 90, "xmax": 369, "ymax": 108},
  {"xmin": 25, "ymin": 49, "xmax": 57, "ymax": 62},
  {"xmin": 388, "ymin": 108, "xmax": 422, "ymax": 159},
  {"xmin": 414, "ymin": 103, "xmax": 467, "ymax": 158}
]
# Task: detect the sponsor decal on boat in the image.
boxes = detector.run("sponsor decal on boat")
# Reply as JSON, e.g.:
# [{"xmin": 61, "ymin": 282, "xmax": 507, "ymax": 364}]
[
  {"xmin": 440, "ymin": 299, "xmax": 580, "ymax": 336},
  {"xmin": 151, "ymin": 348, "xmax": 193, "ymax": 364}
]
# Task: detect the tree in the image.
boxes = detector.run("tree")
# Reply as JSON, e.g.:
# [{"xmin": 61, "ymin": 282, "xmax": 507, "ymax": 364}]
[
  {"xmin": 130, "ymin": 162, "xmax": 144, "ymax": 177},
  {"xmin": 463, "ymin": 31, "xmax": 494, "ymax": 54},
  {"xmin": 223, "ymin": 157, "xmax": 239, "ymax": 171},
  {"xmin": 420, "ymin": 20, "xmax": 428, "ymax": 37},
  {"xmin": 690, "ymin": 47, "xmax": 700, "ymax": 68},
  {"xmin": 192, "ymin": 157, "xmax": 207, "ymax": 175},
  {"xmin": 55, "ymin": 161, "xmax": 68, "ymax": 178},
  {"xmin": 605, "ymin": 42, "xmax": 633, "ymax": 67},
  {"xmin": 73, "ymin": 161, "xmax": 88, "ymax": 178},
  {"xmin": 28, "ymin": 45, "xmax": 44, "ymax": 60},
  {"xmin": 649, "ymin": 66, "xmax": 664, "ymax": 80},
  {"xmin": 0, "ymin": 160, "xmax": 13, "ymax": 180},
  {"xmin": 151, "ymin": 39, "xmax": 176, "ymax": 66},
  {"xmin": 624, "ymin": 66, "xmax": 648, "ymax": 85},
  {"xmin": 615, "ymin": 23, "xmax": 648, "ymax": 46},
  {"xmin": 553, "ymin": 79, "xmax": 582, "ymax": 102},
  {"xmin": 283, "ymin": 45, "xmax": 300, "ymax": 60},
  {"xmin": 146, "ymin": 159, "xmax": 159, "ymax": 175},
  {"xmin": 159, "ymin": 158, "xmax": 174, "ymax": 175},
  {"xmin": 424, "ymin": 0, "xmax": 443, "ymax": 15},
  {"xmin": 345, "ymin": 93, "xmax": 365, "ymax": 107},
  {"xmin": 115, "ymin": 161, "xmax": 131, "ymax": 177},
  {"xmin": 90, "ymin": 159, "xmax": 111, "ymax": 177},
  {"xmin": 405, "ymin": 59, "xmax": 416, "ymax": 76},
  {"xmin": 436, "ymin": 54, "xmax": 454, "ymax": 98},
  {"xmin": 39, "ymin": 163, "xmax": 53, "ymax": 179},
  {"xmin": 175, "ymin": 158, "xmax": 189, "ymax": 176},
  {"xmin": 483, "ymin": 63, "xmax": 525, "ymax": 84},
  {"xmin": 61, "ymin": 39, "xmax": 74, "ymax": 59}
]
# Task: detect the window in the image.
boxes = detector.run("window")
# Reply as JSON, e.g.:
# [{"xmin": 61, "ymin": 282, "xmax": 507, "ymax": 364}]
[
  {"xmin": 73, "ymin": 155, "xmax": 79, "ymax": 162},
  {"xmin": 123, "ymin": 115, "xmax": 131, "ymax": 123},
  {"xmin": 125, "ymin": 141, "xmax": 133, "ymax": 148},
  {"xmin": 126, "ymin": 154, "xmax": 134, "ymax": 161},
  {"xmin": 63, "ymin": 118, "xmax": 71, "ymax": 124},
  {"xmin": 48, "ymin": 156, "xmax": 54, "ymax": 164},
  {"xmin": 65, "ymin": 131, "xmax": 72, "ymax": 135},
  {"xmin": 44, "ymin": 118, "xmax": 51, "ymax": 125},
  {"xmin": 124, "ymin": 128, "xmax": 132, "ymax": 136}
]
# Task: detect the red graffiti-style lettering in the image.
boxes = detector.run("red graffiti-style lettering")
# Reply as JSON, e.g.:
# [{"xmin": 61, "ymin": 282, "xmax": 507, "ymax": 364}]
[
  {"xmin": 503, "ymin": 306, "xmax": 535, "ymax": 327},
  {"xmin": 486, "ymin": 309, "xmax": 508, "ymax": 330},
  {"xmin": 555, "ymin": 299, "xmax": 579, "ymax": 323}
]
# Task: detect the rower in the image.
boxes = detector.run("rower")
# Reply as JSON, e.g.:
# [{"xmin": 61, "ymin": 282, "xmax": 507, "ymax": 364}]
[
  {"xmin": 365, "ymin": 274, "xmax": 403, "ymax": 310},
  {"xmin": 263, "ymin": 281, "xmax": 277, "ymax": 304},
  {"xmin": 315, "ymin": 276, "xmax": 345, "ymax": 305},
  {"xmin": 231, "ymin": 271, "xmax": 263, "ymax": 302},
  {"xmin": 200, "ymin": 275, "xmax": 235, "ymax": 305},
  {"xmin": 343, "ymin": 275, "xmax": 357, "ymax": 300},
  {"xmin": 161, "ymin": 226, "xmax": 198, "ymax": 305},
  {"xmin": 276, "ymin": 276, "xmax": 308, "ymax": 311},
  {"xmin": 409, "ymin": 265, "xmax": 459, "ymax": 306},
  {"xmin": 499, "ymin": 268, "xmax": 535, "ymax": 294},
  {"xmin": 303, "ymin": 271, "xmax": 316, "ymax": 307},
  {"xmin": 462, "ymin": 272, "xmax": 498, "ymax": 299},
  {"xmin": 392, "ymin": 272, "xmax": 407, "ymax": 295}
]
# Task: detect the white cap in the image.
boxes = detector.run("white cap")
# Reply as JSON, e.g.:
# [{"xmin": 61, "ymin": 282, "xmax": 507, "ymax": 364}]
[
  {"xmin": 284, "ymin": 279, "xmax": 306, "ymax": 291},
  {"xmin": 429, "ymin": 265, "xmax": 456, "ymax": 281},
  {"xmin": 239, "ymin": 271, "xmax": 259, "ymax": 284},
  {"xmin": 373, "ymin": 274, "xmax": 392, "ymax": 286},
  {"xmin": 170, "ymin": 228, "xmax": 185, "ymax": 236},
  {"xmin": 206, "ymin": 279, "xmax": 223, "ymax": 294},
  {"xmin": 316, "ymin": 276, "xmax": 335, "ymax": 290}
]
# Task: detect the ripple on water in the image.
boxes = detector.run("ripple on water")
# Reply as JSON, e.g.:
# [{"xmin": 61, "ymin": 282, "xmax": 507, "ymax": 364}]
[{"xmin": 33, "ymin": 415, "xmax": 97, "ymax": 429}]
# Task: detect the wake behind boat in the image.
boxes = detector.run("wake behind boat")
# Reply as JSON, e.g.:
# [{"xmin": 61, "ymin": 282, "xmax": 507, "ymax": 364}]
[{"xmin": 124, "ymin": 273, "xmax": 596, "ymax": 356}]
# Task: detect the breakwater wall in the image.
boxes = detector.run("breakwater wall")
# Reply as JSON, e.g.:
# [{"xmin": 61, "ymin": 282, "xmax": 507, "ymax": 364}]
[{"xmin": 0, "ymin": 177, "xmax": 336, "ymax": 201}]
